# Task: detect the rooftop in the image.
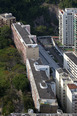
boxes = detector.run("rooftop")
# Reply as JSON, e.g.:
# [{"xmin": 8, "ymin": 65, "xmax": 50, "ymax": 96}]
[
  {"xmin": 65, "ymin": 8, "xmax": 77, "ymax": 10},
  {"xmin": 62, "ymin": 75, "xmax": 71, "ymax": 81},
  {"xmin": 65, "ymin": 52, "xmax": 77, "ymax": 65},
  {"xmin": 0, "ymin": 13, "xmax": 15, "ymax": 19},
  {"xmin": 29, "ymin": 58, "xmax": 56, "ymax": 99},
  {"xmin": 14, "ymin": 23, "xmax": 32, "ymax": 44},
  {"xmin": 68, "ymin": 84, "xmax": 77, "ymax": 90}
]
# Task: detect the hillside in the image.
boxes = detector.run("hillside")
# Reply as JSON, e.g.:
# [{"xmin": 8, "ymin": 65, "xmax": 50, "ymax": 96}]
[
  {"xmin": 0, "ymin": 0, "xmax": 77, "ymax": 36},
  {"xmin": 0, "ymin": 26, "xmax": 34, "ymax": 115}
]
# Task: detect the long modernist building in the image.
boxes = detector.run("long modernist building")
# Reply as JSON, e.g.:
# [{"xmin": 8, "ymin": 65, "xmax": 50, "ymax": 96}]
[
  {"xmin": 11, "ymin": 22, "xmax": 39, "ymax": 63},
  {"xmin": 26, "ymin": 58, "xmax": 58, "ymax": 113}
]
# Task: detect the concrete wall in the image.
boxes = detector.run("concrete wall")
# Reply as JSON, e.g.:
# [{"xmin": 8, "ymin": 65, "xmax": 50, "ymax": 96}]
[{"xmin": 26, "ymin": 59, "xmax": 40, "ymax": 111}]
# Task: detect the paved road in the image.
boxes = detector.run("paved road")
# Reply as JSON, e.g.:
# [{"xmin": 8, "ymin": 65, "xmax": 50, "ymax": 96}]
[
  {"xmin": 39, "ymin": 45, "xmax": 60, "ymax": 70},
  {"xmin": 45, "ymin": 46, "xmax": 63, "ymax": 68}
]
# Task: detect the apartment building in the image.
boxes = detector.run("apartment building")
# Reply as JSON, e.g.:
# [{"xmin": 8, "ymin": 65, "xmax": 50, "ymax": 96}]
[
  {"xmin": 74, "ymin": 14, "xmax": 77, "ymax": 54},
  {"xmin": 59, "ymin": 8, "xmax": 77, "ymax": 46},
  {"xmin": 64, "ymin": 52, "xmax": 77, "ymax": 79},
  {"xmin": 11, "ymin": 22, "xmax": 39, "ymax": 63},
  {"xmin": 26, "ymin": 58, "xmax": 58, "ymax": 113},
  {"xmin": 67, "ymin": 84, "xmax": 77, "ymax": 113},
  {"xmin": 56, "ymin": 68, "xmax": 72, "ymax": 111},
  {"xmin": 0, "ymin": 13, "xmax": 16, "ymax": 27},
  {"xmin": 61, "ymin": 74, "xmax": 72, "ymax": 111},
  {"xmin": 56, "ymin": 68, "xmax": 68, "ymax": 101},
  {"xmin": 55, "ymin": 68, "xmax": 77, "ymax": 113}
]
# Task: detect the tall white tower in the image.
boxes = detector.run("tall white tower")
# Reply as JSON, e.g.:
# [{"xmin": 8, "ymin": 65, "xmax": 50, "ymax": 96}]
[{"xmin": 59, "ymin": 8, "xmax": 77, "ymax": 46}]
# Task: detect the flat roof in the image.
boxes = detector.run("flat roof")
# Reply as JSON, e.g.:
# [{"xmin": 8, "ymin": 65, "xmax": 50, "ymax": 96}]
[
  {"xmin": 65, "ymin": 8, "xmax": 77, "ymax": 10},
  {"xmin": 14, "ymin": 23, "xmax": 31, "ymax": 44},
  {"xmin": 29, "ymin": 58, "xmax": 56, "ymax": 99},
  {"xmin": 68, "ymin": 84, "xmax": 77, "ymax": 90},
  {"xmin": 65, "ymin": 52, "xmax": 77, "ymax": 65},
  {"xmin": 0, "ymin": 13, "xmax": 15, "ymax": 19}
]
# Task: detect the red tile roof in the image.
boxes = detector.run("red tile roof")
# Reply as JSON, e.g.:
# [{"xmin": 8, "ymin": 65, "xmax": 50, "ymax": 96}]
[
  {"xmin": 68, "ymin": 84, "xmax": 77, "ymax": 89},
  {"xmin": 60, "ymin": 9, "xmax": 63, "ymax": 14},
  {"xmin": 52, "ymin": 36, "xmax": 59, "ymax": 38}
]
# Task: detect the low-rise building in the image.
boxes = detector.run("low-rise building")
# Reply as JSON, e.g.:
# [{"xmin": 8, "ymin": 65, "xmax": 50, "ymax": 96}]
[
  {"xmin": 0, "ymin": 13, "xmax": 16, "ymax": 27},
  {"xmin": 26, "ymin": 58, "xmax": 58, "ymax": 113},
  {"xmin": 11, "ymin": 22, "xmax": 39, "ymax": 63}
]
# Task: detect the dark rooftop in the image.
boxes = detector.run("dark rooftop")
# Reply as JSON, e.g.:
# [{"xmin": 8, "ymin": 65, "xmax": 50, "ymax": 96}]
[
  {"xmin": 14, "ymin": 23, "xmax": 31, "ymax": 44},
  {"xmin": 66, "ymin": 52, "xmax": 77, "ymax": 65},
  {"xmin": 29, "ymin": 58, "xmax": 56, "ymax": 99},
  {"xmin": 57, "ymin": 68, "xmax": 68, "ymax": 74}
]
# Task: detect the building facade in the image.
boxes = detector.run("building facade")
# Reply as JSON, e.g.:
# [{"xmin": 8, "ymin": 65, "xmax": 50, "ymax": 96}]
[
  {"xmin": 26, "ymin": 58, "xmax": 58, "ymax": 113},
  {"xmin": 64, "ymin": 52, "xmax": 77, "ymax": 79},
  {"xmin": 11, "ymin": 22, "xmax": 39, "ymax": 63},
  {"xmin": 67, "ymin": 84, "xmax": 77, "ymax": 113},
  {"xmin": 56, "ymin": 68, "xmax": 72, "ymax": 112},
  {"xmin": 59, "ymin": 8, "xmax": 77, "ymax": 46},
  {"xmin": 0, "ymin": 13, "xmax": 16, "ymax": 27}
]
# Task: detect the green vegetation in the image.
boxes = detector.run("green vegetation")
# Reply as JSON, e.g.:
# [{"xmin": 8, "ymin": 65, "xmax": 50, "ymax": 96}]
[
  {"xmin": 0, "ymin": 26, "xmax": 34, "ymax": 115},
  {"xmin": 63, "ymin": 48, "xmax": 74, "ymax": 51},
  {"xmin": 59, "ymin": 0, "xmax": 77, "ymax": 9},
  {"xmin": 0, "ymin": 0, "xmax": 76, "ymax": 36},
  {"xmin": 23, "ymin": 94, "xmax": 34, "ymax": 112},
  {"xmin": 56, "ymin": 40, "xmax": 62, "ymax": 46},
  {"xmin": 0, "ymin": 25, "xmax": 13, "ymax": 49},
  {"xmin": 12, "ymin": 74, "xmax": 30, "ymax": 92},
  {"xmin": 0, "ymin": 0, "xmax": 58, "ymax": 36}
]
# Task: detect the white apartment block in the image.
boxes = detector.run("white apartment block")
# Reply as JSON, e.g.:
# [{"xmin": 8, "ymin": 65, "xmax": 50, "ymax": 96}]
[
  {"xmin": 64, "ymin": 52, "xmax": 77, "ymax": 79},
  {"xmin": 61, "ymin": 74, "xmax": 72, "ymax": 111},
  {"xmin": 56, "ymin": 68, "xmax": 72, "ymax": 112},
  {"xmin": 59, "ymin": 8, "xmax": 77, "ymax": 46},
  {"xmin": 67, "ymin": 84, "xmax": 77, "ymax": 113}
]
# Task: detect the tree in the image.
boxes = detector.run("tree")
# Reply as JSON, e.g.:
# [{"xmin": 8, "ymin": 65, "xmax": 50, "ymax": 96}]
[
  {"xmin": 12, "ymin": 74, "xmax": 30, "ymax": 92},
  {"xmin": 23, "ymin": 95, "xmax": 34, "ymax": 112},
  {"xmin": 0, "ymin": 25, "xmax": 13, "ymax": 49}
]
